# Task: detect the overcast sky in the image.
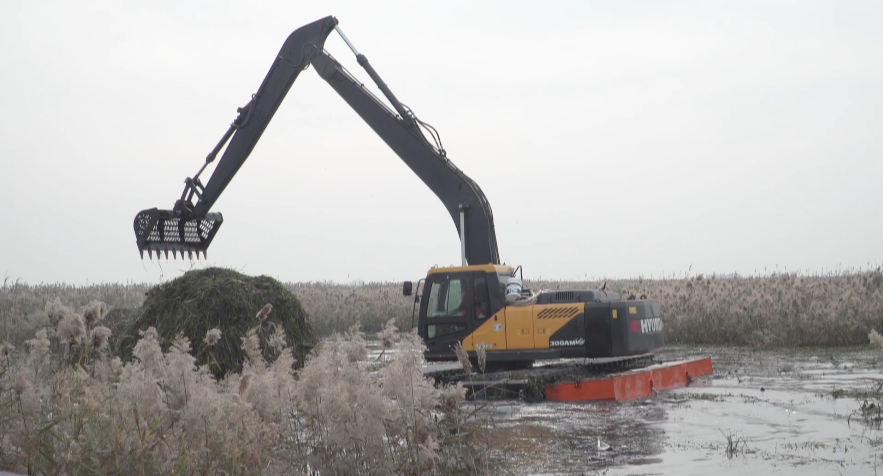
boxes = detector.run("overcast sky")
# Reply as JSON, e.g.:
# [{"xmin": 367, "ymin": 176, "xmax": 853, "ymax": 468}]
[{"xmin": 1, "ymin": 0, "xmax": 881, "ymax": 285}]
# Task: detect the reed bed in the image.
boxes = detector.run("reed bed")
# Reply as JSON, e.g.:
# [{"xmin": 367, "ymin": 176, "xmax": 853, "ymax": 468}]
[
  {"xmin": 0, "ymin": 309, "xmax": 495, "ymax": 475},
  {"xmin": 3, "ymin": 268, "xmax": 882, "ymax": 348}
]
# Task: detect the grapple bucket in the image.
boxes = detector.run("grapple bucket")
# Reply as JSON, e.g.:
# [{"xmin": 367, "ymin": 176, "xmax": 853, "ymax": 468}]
[{"xmin": 134, "ymin": 208, "xmax": 223, "ymax": 259}]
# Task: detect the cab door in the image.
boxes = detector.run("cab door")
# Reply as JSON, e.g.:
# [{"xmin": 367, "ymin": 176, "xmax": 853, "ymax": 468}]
[
  {"xmin": 420, "ymin": 272, "xmax": 475, "ymax": 354},
  {"xmin": 463, "ymin": 272, "xmax": 508, "ymax": 351}
]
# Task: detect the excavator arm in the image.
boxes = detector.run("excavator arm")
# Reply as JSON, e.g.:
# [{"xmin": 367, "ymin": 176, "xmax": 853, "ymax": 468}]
[
  {"xmin": 134, "ymin": 16, "xmax": 500, "ymax": 264},
  {"xmin": 134, "ymin": 16, "xmax": 338, "ymax": 258}
]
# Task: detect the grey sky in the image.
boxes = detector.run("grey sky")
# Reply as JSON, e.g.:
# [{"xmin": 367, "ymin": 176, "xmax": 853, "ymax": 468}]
[{"xmin": 1, "ymin": 1, "xmax": 881, "ymax": 285}]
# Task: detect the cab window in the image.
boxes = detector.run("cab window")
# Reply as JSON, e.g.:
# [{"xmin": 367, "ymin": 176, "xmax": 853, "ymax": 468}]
[{"xmin": 426, "ymin": 278, "xmax": 467, "ymax": 318}]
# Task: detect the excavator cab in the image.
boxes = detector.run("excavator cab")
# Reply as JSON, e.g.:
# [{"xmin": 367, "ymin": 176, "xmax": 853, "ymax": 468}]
[{"xmin": 409, "ymin": 265, "xmax": 510, "ymax": 361}]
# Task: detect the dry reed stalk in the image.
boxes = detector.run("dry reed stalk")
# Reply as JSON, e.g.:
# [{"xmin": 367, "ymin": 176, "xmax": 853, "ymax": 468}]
[
  {"xmin": 454, "ymin": 341, "xmax": 473, "ymax": 375},
  {"xmin": 256, "ymin": 303, "xmax": 273, "ymax": 322},
  {"xmin": 476, "ymin": 345, "xmax": 487, "ymax": 374}
]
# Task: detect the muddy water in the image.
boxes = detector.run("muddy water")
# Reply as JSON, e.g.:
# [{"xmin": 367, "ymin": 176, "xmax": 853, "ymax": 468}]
[{"xmin": 479, "ymin": 346, "xmax": 883, "ymax": 475}]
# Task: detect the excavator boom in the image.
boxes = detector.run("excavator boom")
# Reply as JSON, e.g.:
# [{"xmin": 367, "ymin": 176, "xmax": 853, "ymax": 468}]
[
  {"xmin": 134, "ymin": 16, "xmax": 500, "ymax": 265},
  {"xmin": 310, "ymin": 50, "xmax": 499, "ymax": 265}
]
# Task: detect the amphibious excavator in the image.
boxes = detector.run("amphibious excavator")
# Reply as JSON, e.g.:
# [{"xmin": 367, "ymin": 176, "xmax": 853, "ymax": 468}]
[{"xmin": 133, "ymin": 16, "xmax": 664, "ymax": 366}]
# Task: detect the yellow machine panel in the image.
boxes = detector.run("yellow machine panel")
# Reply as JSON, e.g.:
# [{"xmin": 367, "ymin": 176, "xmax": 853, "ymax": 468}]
[
  {"xmin": 532, "ymin": 304, "xmax": 581, "ymax": 349},
  {"xmin": 463, "ymin": 303, "xmax": 584, "ymax": 351},
  {"xmin": 461, "ymin": 331, "xmax": 472, "ymax": 351},
  {"xmin": 466, "ymin": 312, "xmax": 507, "ymax": 351},
  {"xmin": 505, "ymin": 306, "xmax": 534, "ymax": 349}
]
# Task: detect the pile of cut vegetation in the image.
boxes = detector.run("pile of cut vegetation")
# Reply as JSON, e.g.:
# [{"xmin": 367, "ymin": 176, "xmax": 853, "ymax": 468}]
[{"xmin": 117, "ymin": 267, "xmax": 315, "ymax": 378}]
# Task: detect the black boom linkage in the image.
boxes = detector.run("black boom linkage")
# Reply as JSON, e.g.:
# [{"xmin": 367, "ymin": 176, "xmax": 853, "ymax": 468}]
[{"xmin": 133, "ymin": 15, "xmax": 500, "ymax": 265}]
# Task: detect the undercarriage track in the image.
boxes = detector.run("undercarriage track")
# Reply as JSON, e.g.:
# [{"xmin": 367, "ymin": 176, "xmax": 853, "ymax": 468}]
[{"xmin": 423, "ymin": 354, "xmax": 658, "ymax": 402}]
